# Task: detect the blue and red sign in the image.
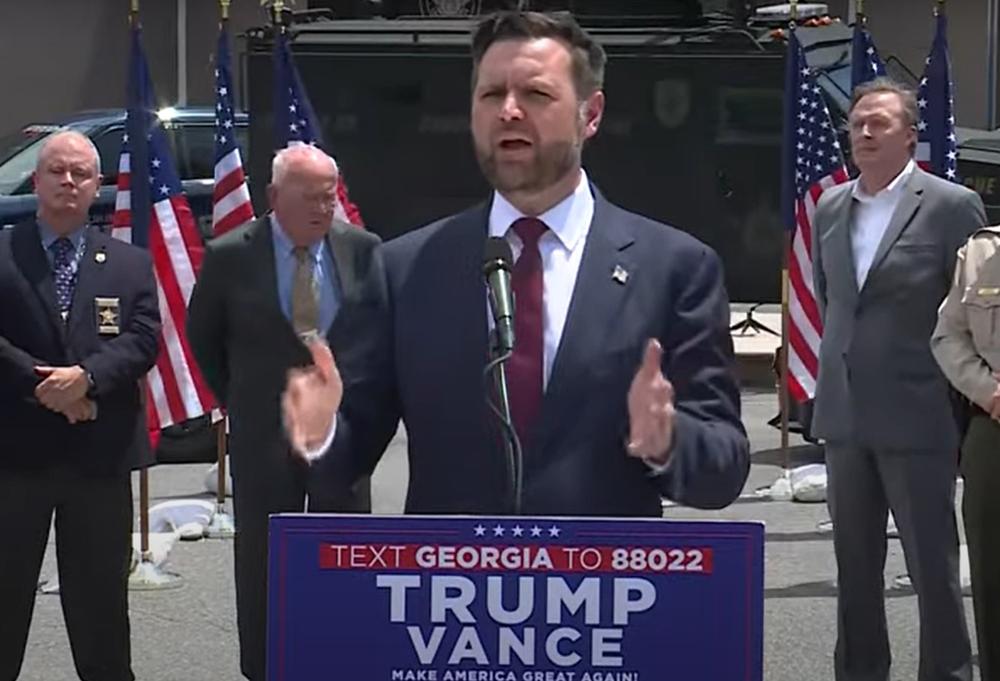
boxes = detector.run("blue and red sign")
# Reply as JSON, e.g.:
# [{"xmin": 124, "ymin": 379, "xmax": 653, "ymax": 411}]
[{"xmin": 268, "ymin": 515, "xmax": 763, "ymax": 681}]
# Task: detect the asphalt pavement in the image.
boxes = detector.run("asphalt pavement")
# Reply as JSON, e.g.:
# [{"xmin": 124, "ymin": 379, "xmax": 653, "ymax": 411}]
[{"xmin": 14, "ymin": 385, "xmax": 982, "ymax": 681}]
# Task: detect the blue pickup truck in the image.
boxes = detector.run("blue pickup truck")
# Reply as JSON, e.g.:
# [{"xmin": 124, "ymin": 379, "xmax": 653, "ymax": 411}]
[{"xmin": 0, "ymin": 107, "xmax": 250, "ymax": 464}]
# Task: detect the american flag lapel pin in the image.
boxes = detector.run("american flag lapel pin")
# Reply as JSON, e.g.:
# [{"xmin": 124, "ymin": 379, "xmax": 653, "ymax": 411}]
[{"xmin": 612, "ymin": 264, "xmax": 629, "ymax": 285}]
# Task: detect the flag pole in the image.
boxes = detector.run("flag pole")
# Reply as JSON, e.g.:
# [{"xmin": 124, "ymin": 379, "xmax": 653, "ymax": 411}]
[
  {"xmin": 205, "ymin": 414, "xmax": 235, "ymax": 537},
  {"xmin": 776, "ymin": 0, "xmax": 799, "ymax": 494},
  {"xmin": 273, "ymin": 0, "xmax": 285, "ymax": 31},
  {"xmin": 206, "ymin": 0, "xmax": 237, "ymax": 539},
  {"xmin": 126, "ymin": 0, "xmax": 158, "ymax": 587},
  {"xmin": 125, "ymin": 0, "xmax": 180, "ymax": 589}
]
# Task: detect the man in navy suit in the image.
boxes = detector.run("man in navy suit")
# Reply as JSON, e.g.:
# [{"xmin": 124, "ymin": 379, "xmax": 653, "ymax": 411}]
[
  {"xmin": 284, "ymin": 11, "xmax": 749, "ymax": 515},
  {"xmin": 0, "ymin": 131, "xmax": 159, "ymax": 680}
]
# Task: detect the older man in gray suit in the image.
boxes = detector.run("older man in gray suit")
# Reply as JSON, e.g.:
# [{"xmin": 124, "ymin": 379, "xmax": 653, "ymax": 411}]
[{"xmin": 812, "ymin": 77, "xmax": 985, "ymax": 681}]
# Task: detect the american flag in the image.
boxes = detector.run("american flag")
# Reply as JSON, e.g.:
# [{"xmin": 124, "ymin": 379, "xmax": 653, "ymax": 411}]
[
  {"xmin": 212, "ymin": 19, "xmax": 254, "ymax": 237},
  {"xmin": 781, "ymin": 30, "xmax": 850, "ymax": 402},
  {"xmin": 273, "ymin": 30, "xmax": 363, "ymax": 226},
  {"xmin": 916, "ymin": 10, "xmax": 957, "ymax": 181},
  {"xmin": 850, "ymin": 20, "xmax": 886, "ymax": 90},
  {"xmin": 112, "ymin": 23, "xmax": 216, "ymax": 440}
]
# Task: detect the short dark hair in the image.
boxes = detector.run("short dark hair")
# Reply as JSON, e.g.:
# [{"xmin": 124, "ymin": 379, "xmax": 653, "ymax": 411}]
[
  {"xmin": 470, "ymin": 11, "xmax": 607, "ymax": 99},
  {"xmin": 849, "ymin": 76, "xmax": 919, "ymax": 128}
]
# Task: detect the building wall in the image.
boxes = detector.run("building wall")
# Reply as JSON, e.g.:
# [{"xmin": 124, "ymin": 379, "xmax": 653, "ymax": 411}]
[
  {"xmin": 849, "ymin": 0, "xmax": 994, "ymax": 129},
  {"xmin": 0, "ymin": 0, "xmax": 276, "ymax": 136}
]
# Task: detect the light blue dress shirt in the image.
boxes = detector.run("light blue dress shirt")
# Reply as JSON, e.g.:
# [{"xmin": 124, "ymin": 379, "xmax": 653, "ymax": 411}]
[{"xmin": 269, "ymin": 214, "xmax": 340, "ymax": 333}]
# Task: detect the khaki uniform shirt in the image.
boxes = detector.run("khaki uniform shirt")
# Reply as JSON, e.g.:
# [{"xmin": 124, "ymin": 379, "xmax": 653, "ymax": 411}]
[{"xmin": 931, "ymin": 225, "xmax": 1000, "ymax": 409}]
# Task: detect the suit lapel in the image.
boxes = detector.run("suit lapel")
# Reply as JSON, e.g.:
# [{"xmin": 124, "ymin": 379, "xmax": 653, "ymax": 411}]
[
  {"xmin": 248, "ymin": 216, "xmax": 299, "ymax": 343},
  {"xmin": 326, "ymin": 222, "xmax": 354, "ymax": 302},
  {"xmin": 862, "ymin": 169, "xmax": 924, "ymax": 291},
  {"xmin": 831, "ymin": 188, "xmax": 859, "ymax": 294},
  {"xmin": 12, "ymin": 220, "xmax": 64, "ymax": 338},
  {"xmin": 67, "ymin": 226, "xmax": 108, "ymax": 336},
  {"xmin": 324, "ymin": 220, "xmax": 360, "ymax": 341},
  {"xmin": 538, "ymin": 191, "xmax": 636, "ymax": 448}
]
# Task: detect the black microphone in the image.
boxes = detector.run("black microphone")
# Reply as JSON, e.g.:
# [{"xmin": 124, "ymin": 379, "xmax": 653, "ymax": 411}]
[
  {"xmin": 482, "ymin": 236, "xmax": 522, "ymax": 512},
  {"xmin": 483, "ymin": 237, "xmax": 515, "ymax": 355}
]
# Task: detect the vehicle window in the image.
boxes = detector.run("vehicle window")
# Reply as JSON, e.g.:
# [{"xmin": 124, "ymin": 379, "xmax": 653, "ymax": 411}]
[
  {"xmin": 92, "ymin": 128, "xmax": 124, "ymax": 185},
  {"xmin": 0, "ymin": 132, "xmax": 49, "ymax": 196},
  {"xmin": 171, "ymin": 124, "xmax": 216, "ymax": 181}
]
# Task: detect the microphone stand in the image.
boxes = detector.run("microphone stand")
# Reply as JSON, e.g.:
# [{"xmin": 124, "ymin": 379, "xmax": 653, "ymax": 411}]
[{"xmin": 484, "ymin": 330, "xmax": 523, "ymax": 514}]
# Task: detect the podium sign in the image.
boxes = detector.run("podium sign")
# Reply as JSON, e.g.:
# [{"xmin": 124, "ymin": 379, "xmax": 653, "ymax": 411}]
[{"xmin": 268, "ymin": 514, "xmax": 763, "ymax": 681}]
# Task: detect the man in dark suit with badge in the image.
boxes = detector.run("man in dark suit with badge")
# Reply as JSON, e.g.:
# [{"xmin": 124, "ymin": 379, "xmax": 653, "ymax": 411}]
[
  {"xmin": 0, "ymin": 130, "xmax": 160, "ymax": 681},
  {"xmin": 186, "ymin": 144, "xmax": 378, "ymax": 681}
]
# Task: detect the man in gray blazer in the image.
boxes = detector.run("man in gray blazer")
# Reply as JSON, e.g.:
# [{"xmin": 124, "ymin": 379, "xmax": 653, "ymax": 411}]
[
  {"xmin": 812, "ymin": 77, "xmax": 985, "ymax": 681},
  {"xmin": 186, "ymin": 145, "xmax": 378, "ymax": 681}
]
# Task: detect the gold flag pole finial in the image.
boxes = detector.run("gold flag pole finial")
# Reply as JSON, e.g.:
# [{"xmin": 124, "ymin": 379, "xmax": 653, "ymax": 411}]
[
  {"xmin": 274, "ymin": 0, "xmax": 285, "ymax": 28},
  {"xmin": 790, "ymin": 0, "xmax": 798, "ymax": 22},
  {"xmin": 857, "ymin": 0, "xmax": 865, "ymax": 21},
  {"xmin": 935, "ymin": 0, "xmax": 945, "ymax": 15},
  {"xmin": 220, "ymin": 0, "xmax": 230, "ymax": 20}
]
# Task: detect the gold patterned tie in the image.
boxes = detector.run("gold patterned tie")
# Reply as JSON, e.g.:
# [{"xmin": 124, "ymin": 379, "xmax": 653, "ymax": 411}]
[{"xmin": 291, "ymin": 246, "xmax": 319, "ymax": 334}]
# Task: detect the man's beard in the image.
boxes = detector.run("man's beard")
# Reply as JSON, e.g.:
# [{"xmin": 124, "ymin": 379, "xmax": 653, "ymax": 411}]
[{"xmin": 476, "ymin": 137, "xmax": 581, "ymax": 195}]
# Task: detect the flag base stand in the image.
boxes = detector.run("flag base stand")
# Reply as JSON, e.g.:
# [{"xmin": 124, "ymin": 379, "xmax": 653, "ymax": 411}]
[
  {"xmin": 755, "ymin": 469, "xmax": 794, "ymax": 501},
  {"xmin": 128, "ymin": 553, "xmax": 183, "ymax": 591},
  {"xmin": 205, "ymin": 504, "xmax": 236, "ymax": 539}
]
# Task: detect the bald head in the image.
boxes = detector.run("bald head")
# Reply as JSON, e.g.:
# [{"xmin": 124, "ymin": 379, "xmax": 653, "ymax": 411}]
[
  {"xmin": 271, "ymin": 145, "xmax": 339, "ymax": 187},
  {"xmin": 37, "ymin": 130, "xmax": 101, "ymax": 177},
  {"xmin": 33, "ymin": 130, "xmax": 103, "ymax": 234},
  {"xmin": 267, "ymin": 145, "xmax": 341, "ymax": 247}
]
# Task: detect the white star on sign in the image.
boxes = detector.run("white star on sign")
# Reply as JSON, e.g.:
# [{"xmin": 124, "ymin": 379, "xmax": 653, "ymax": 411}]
[
  {"xmin": 530, "ymin": 526, "xmax": 542, "ymax": 537},
  {"xmin": 548, "ymin": 526, "xmax": 561, "ymax": 537},
  {"xmin": 493, "ymin": 525, "xmax": 505, "ymax": 537},
  {"xmin": 473, "ymin": 525, "xmax": 485, "ymax": 537},
  {"xmin": 511, "ymin": 526, "xmax": 524, "ymax": 537}
]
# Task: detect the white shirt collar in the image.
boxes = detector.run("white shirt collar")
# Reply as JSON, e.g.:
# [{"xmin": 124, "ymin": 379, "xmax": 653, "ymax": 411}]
[
  {"xmin": 488, "ymin": 169, "xmax": 594, "ymax": 250},
  {"xmin": 852, "ymin": 159, "xmax": 916, "ymax": 203}
]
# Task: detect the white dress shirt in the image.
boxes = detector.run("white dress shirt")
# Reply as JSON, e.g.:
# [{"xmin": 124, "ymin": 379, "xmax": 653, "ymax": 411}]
[
  {"xmin": 489, "ymin": 170, "xmax": 594, "ymax": 388},
  {"xmin": 303, "ymin": 172, "xmax": 595, "ymax": 461},
  {"xmin": 850, "ymin": 159, "xmax": 915, "ymax": 289}
]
